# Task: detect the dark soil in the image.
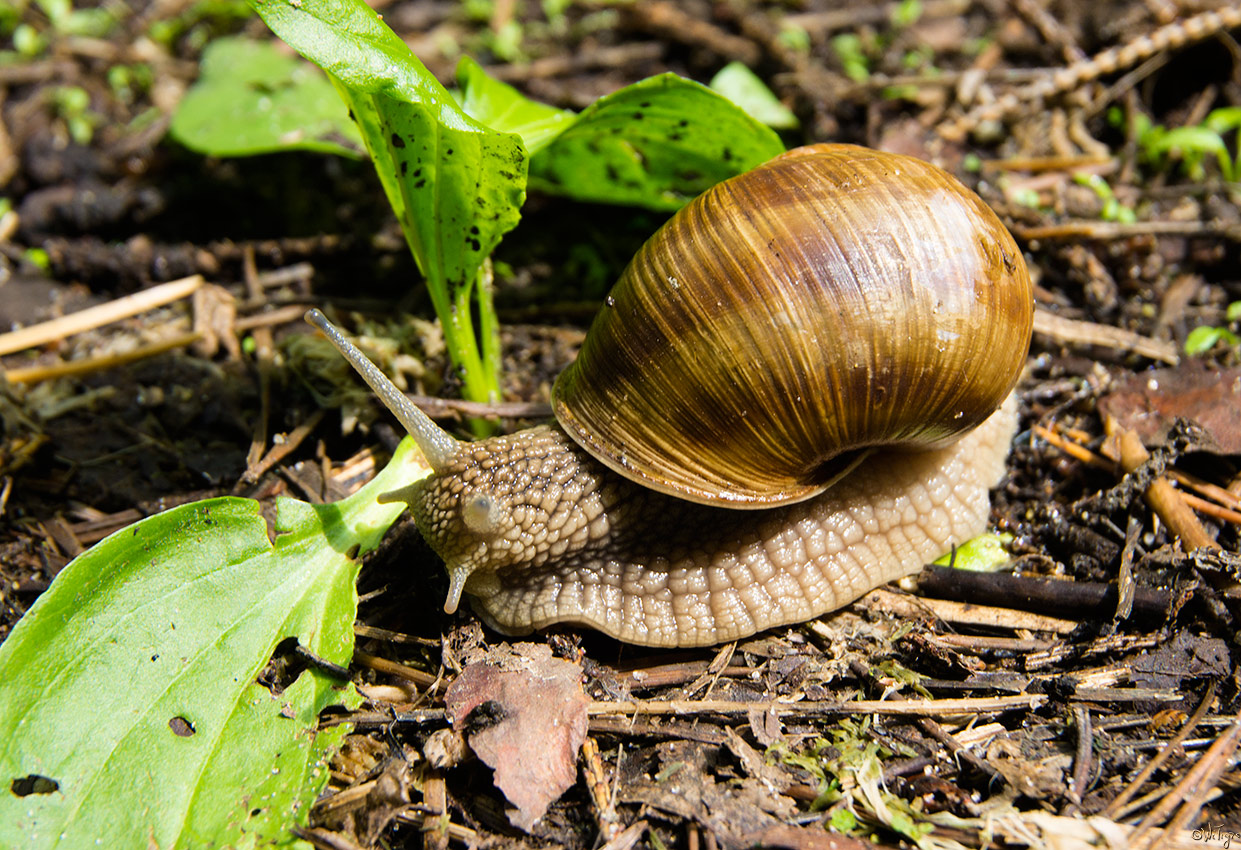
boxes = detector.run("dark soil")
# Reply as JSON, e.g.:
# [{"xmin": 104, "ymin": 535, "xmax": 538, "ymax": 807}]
[{"xmin": 2, "ymin": 2, "xmax": 1240, "ymax": 849}]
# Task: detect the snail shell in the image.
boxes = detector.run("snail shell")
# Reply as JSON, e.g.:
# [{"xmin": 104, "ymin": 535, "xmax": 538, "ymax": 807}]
[
  {"xmin": 307, "ymin": 143, "xmax": 1032, "ymax": 647},
  {"xmin": 554, "ymin": 144, "xmax": 1031, "ymax": 506}
]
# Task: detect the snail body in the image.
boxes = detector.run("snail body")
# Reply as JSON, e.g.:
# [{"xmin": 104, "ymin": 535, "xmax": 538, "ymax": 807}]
[{"xmin": 308, "ymin": 143, "xmax": 1033, "ymax": 648}]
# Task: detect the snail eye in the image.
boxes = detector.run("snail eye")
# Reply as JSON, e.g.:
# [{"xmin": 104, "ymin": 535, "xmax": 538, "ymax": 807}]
[{"xmin": 461, "ymin": 492, "xmax": 505, "ymax": 537}]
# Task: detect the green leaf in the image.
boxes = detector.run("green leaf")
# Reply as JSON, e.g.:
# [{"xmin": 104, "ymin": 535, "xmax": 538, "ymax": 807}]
[
  {"xmin": 829, "ymin": 806, "xmax": 858, "ymax": 834},
  {"xmin": 529, "ymin": 73, "xmax": 785, "ymax": 211},
  {"xmin": 1184, "ymin": 324, "xmax": 1240, "ymax": 355},
  {"xmin": 932, "ymin": 533, "xmax": 1014, "ymax": 571},
  {"xmin": 0, "ymin": 437, "xmax": 429, "ymax": 849},
  {"xmin": 249, "ymin": 0, "xmax": 525, "ymax": 410},
  {"xmin": 456, "ymin": 55, "xmax": 576, "ymax": 155},
  {"xmin": 1226, "ymin": 301, "xmax": 1241, "ymax": 322},
  {"xmin": 170, "ymin": 36, "xmax": 364, "ymax": 158},
  {"xmin": 1205, "ymin": 107, "xmax": 1241, "ymax": 134},
  {"xmin": 708, "ymin": 61, "xmax": 799, "ymax": 130}
]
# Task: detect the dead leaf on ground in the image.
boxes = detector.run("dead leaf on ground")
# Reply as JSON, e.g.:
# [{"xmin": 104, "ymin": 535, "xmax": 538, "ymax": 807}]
[
  {"xmin": 443, "ymin": 642, "xmax": 588, "ymax": 831},
  {"xmin": 1099, "ymin": 363, "xmax": 1241, "ymax": 453},
  {"xmin": 985, "ymin": 736, "xmax": 1072, "ymax": 801},
  {"xmin": 1130, "ymin": 630, "xmax": 1230, "ymax": 690}
]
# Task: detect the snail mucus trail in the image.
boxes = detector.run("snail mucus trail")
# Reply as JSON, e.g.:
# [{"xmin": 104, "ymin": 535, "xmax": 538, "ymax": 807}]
[{"xmin": 308, "ymin": 143, "xmax": 1033, "ymax": 648}]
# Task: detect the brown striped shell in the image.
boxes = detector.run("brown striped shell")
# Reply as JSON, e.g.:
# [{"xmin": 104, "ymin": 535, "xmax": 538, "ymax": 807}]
[{"xmin": 552, "ymin": 144, "xmax": 1033, "ymax": 507}]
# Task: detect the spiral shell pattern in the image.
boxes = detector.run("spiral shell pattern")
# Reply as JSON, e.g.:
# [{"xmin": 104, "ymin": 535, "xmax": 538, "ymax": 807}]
[{"xmin": 553, "ymin": 144, "xmax": 1033, "ymax": 506}]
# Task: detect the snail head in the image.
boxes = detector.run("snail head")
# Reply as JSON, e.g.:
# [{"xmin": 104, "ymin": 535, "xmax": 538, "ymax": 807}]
[{"xmin": 305, "ymin": 309, "xmax": 603, "ymax": 616}]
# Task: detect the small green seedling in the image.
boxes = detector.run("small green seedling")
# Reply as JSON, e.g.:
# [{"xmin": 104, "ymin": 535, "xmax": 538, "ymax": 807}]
[
  {"xmin": 1115, "ymin": 105, "xmax": 1241, "ymax": 183},
  {"xmin": 1073, "ymin": 172, "xmax": 1136, "ymax": 223},
  {"xmin": 1185, "ymin": 301, "xmax": 1241, "ymax": 356}
]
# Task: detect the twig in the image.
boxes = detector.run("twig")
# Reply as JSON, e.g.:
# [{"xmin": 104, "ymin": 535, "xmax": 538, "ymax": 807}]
[
  {"xmin": 237, "ymin": 409, "xmax": 325, "ymax": 486},
  {"xmin": 861, "ymin": 588, "xmax": 1081, "ymax": 634},
  {"xmin": 1035, "ymin": 424, "xmax": 1241, "ymax": 526},
  {"xmin": 1031, "ymin": 308, "xmax": 1179, "ymax": 364},
  {"xmin": 623, "ymin": 1, "xmax": 760, "ymax": 65},
  {"xmin": 234, "ymin": 304, "xmax": 309, "ymax": 332},
  {"xmin": 1129, "ymin": 720, "xmax": 1241, "ymax": 849},
  {"xmin": 353, "ymin": 649, "xmax": 439, "ymax": 689},
  {"xmin": 403, "ymin": 393, "xmax": 552, "ymax": 422},
  {"xmin": 928, "ymin": 634, "xmax": 1055, "ymax": 652},
  {"xmin": 912, "ymin": 565, "xmax": 1173, "ymax": 621},
  {"xmin": 353, "ymin": 624, "xmax": 440, "ymax": 647},
  {"xmin": 586, "ymin": 695, "xmax": 1046, "ymax": 718},
  {"xmin": 1107, "ymin": 422, "xmax": 1220, "ymax": 552},
  {"xmin": 784, "ymin": 0, "xmax": 968, "ymax": 34},
  {"xmin": 421, "ymin": 770, "xmax": 449, "ymax": 850},
  {"xmin": 1014, "ymin": 219, "xmax": 1241, "ymax": 242},
  {"xmin": 943, "ymin": 6, "xmax": 1241, "ymax": 135},
  {"xmin": 1105, "ymin": 681, "xmax": 1217, "ymax": 819},
  {"xmin": 3, "ymin": 331, "xmax": 203, "ymax": 384},
  {"xmin": 1070, "ymin": 706, "xmax": 1094, "ymax": 805},
  {"xmin": 0, "ymin": 275, "xmax": 203, "ymax": 356},
  {"xmin": 915, "ymin": 717, "xmax": 1005, "ymax": 787},
  {"xmin": 582, "ymin": 736, "xmax": 622, "ymax": 842}
]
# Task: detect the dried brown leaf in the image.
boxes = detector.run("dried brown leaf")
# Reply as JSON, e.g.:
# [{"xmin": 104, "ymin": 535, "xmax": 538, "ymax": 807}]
[
  {"xmin": 444, "ymin": 643, "xmax": 588, "ymax": 831},
  {"xmin": 1099, "ymin": 363, "xmax": 1241, "ymax": 453}
]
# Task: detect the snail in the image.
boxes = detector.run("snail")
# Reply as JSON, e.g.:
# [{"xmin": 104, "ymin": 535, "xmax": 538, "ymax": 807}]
[{"xmin": 307, "ymin": 143, "xmax": 1033, "ymax": 648}]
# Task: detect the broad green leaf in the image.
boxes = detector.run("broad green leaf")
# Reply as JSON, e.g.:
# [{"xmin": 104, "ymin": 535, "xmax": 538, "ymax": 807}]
[
  {"xmin": 708, "ymin": 61, "xmax": 798, "ymax": 130},
  {"xmin": 457, "ymin": 56, "xmax": 576, "ymax": 155},
  {"xmin": 0, "ymin": 437, "xmax": 430, "ymax": 849},
  {"xmin": 249, "ymin": 0, "xmax": 525, "ymax": 407},
  {"xmin": 529, "ymin": 73, "xmax": 785, "ymax": 211},
  {"xmin": 170, "ymin": 36, "xmax": 364, "ymax": 158}
]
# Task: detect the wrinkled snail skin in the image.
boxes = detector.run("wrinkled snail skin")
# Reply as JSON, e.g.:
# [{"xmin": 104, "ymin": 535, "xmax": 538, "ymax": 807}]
[
  {"xmin": 404, "ymin": 396, "xmax": 1017, "ymax": 647},
  {"xmin": 307, "ymin": 143, "xmax": 1033, "ymax": 649}
]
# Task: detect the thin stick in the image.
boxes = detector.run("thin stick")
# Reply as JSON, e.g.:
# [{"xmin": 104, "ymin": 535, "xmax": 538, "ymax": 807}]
[
  {"xmin": 237, "ymin": 409, "xmax": 325, "ymax": 485},
  {"xmin": 1104, "ymin": 681, "xmax": 1216, "ymax": 818},
  {"xmin": 586, "ymin": 694, "xmax": 1046, "ymax": 718},
  {"xmin": 4, "ymin": 332, "xmax": 202, "ymax": 384},
  {"xmin": 352, "ymin": 649, "xmax": 438, "ymax": 689},
  {"xmin": 1033, "ymin": 423, "xmax": 1114, "ymax": 470},
  {"xmin": 1031, "ymin": 308, "xmax": 1179, "ymax": 364},
  {"xmin": 0, "ymin": 275, "xmax": 203, "ymax": 356},
  {"xmin": 1109, "ymin": 423, "xmax": 1220, "ymax": 552},
  {"xmin": 1128, "ymin": 721, "xmax": 1241, "ymax": 848}
]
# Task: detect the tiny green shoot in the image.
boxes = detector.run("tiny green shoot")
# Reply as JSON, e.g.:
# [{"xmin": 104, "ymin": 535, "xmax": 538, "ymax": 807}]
[
  {"xmin": 1114, "ymin": 105, "xmax": 1241, "ymax": 183},
  {"xmin": 1184, "ymin": 301, "xmax": 1241, "ymax": 356},
  {"xmin": 1072, "ymin": 172, "xmax": 1136, "ymax": 223},
  {"xmin": 832, "ymin": 33, "xmax": 871, "ymax": 82}
]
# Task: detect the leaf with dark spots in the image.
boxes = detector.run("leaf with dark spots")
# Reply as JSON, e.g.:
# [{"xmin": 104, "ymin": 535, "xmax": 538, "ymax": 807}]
[
  {"xmin": 252, "ymin": 0, "xmax": 525, "ymax": 405},
  {"xmin": 0, "ymin": 440, "xmax": 428, "ymax": 848},
  {"xmin": 444, "ymin": 643, "xmax": 588, "ymax": 831},
  {"xmin": 529, "ymin": 73, "xmax": 782, "ymax": 211}
]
